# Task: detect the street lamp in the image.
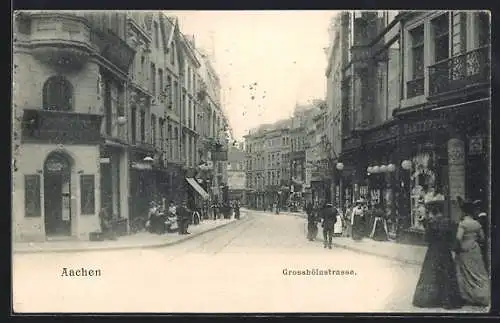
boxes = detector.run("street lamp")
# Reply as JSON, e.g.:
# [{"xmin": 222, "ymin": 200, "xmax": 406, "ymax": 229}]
[
  {"xmin": 143, "ymin": 156, "xmax": 154, "ymax": 163},
  {"xmin": 401, "ymin": 160, "xmax": 412, "ymax": 171},
  {"xmin": 387, "ymin": 164, "xmax": 396, "ymax": 173},
  {"xmin": 380, "ymin": 165, "xmax": 388, "ymax": 173},
  {"xmin": 336, "ymin": 162, "xmax": 344, "ymax": 171},
  {"xmin": 367, "ymin": 166, "xmax": 373, "ymax": 173}
]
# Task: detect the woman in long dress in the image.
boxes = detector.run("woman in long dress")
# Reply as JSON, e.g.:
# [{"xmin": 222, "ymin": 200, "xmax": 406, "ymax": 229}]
[
  {"xmin": 351, "ymin": 200, "xmax": 366, "ymax": 240},
  {"xmin": 412, "ymin": 195, "xmax": 463, "ymax": 309},
  {"xmin": 454, "ymin": 198, "xmax": 490, "ymax": 306},
  {"xmin": 369, "ymin": 206, "xmax": 389, "ymax": 241}
]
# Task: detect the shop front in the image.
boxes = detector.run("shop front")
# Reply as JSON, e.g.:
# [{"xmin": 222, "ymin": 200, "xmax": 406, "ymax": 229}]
[
  {"xmin": 338, "ymin": 134, "xmax": 364, "ymax": 210},
  {"xmin": 129, "ymin": 147, "xmax": 157, "ymax": 222},
  {"xmin": 99, "ymin": 143, "xmax": 129, "ymax": 222}
]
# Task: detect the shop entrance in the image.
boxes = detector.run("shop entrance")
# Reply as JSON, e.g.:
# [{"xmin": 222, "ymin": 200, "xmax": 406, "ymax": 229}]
[{"xmin": 44, "ymin": 152, "xmax": 72, "ymax": 236}]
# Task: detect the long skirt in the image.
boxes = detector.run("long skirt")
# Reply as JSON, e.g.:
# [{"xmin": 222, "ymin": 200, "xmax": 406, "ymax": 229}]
[
  {"xmin": 352, "ymin": 215, "xmax": 364, "ymax": 240},
  {"xmin": 307, "ymin": 222, "xmax": 318, "ymax": 240},
  {"xmin": 455, "ymin": 243, "xmax": 490, "ymax": 306},
  {"xmin": 412, "ymin": 243, "xmax": 463, "ymax": 309},
  {"xmin": 370, "ymin": 217, "xmax": 389, "ymax": 241}
]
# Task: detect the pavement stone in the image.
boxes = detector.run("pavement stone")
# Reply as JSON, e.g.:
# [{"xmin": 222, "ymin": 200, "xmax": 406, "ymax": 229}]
[
  {"xmin": 250, "ymin": 208, "xmax": 427, "ymax": 265},
  {"xmin": 13, "ymin": 212, "xmax": 247, "ymax": 254}
]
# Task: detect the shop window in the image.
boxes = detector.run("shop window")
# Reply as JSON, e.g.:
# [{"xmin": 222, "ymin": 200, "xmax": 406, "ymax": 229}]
[
  {"xmin": 42, "ymin": 76, "xmax": 74, "ymax": 111},
  {"xmin": 80, "ymin": 175, "xmax": 95, "ymax": 215},
  {"xmin": 24, "ymin": 175, "xmax": 41, "ymax": 217},
  {"xmin": 409, "ymin": 150, "xmax": 441, "ymax": 230}
]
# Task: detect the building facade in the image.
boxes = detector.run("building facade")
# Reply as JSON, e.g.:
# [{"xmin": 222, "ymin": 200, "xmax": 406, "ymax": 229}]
[
  {"xmin": 332, "ymin": 10, "xmax": 490, "ymax": 243},
  {"xmin": 13, "ymin": 11, "xmax": 231, "ymax": 242}
]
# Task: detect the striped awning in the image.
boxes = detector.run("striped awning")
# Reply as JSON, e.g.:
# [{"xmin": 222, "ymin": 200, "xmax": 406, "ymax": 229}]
[{"xmin": 186, "ymin": 177, "xmax": 210, "ymax": 200}]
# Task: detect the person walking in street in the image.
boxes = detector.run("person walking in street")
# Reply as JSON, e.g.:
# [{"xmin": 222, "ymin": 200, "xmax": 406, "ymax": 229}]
[
  {"xmin": 98, "ymin": 202, "xmax": 117, "ymax": 240},
  {"xmin": 351, "ymin": 199, "xmax": 366, "ymax": 241},
  {"xmin": 305, "ymin": 201, "xmax": 318, "ymax": 241},
  {"xmin": 211, "ymin": 201, "xmax": 218, "ymax": 220},
  {"xmin": 412, "ymin": 193, "xmax": 463, "ymax": 309},
  {"xmin": 454, "ymin": 197, "xmax": 490, "ymax": 307},
  {"xmin": 320, "ymin": 201, "xmax": 337, "ymax": 249}
]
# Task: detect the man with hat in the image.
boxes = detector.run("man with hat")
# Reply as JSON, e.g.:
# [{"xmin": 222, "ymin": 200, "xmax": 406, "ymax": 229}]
[
  {"xmin": 351, "ymin": 199, "xmax": 366, "ymax": 240},
  {"xmin": 320, "ymin": 201, "xmax": 338, "ymax": 249}
]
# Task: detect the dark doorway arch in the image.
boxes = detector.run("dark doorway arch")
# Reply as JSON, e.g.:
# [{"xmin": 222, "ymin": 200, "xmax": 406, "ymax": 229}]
[{"xmin": 43, "ymin": 151, "xmax": 73, "ymax": 237}]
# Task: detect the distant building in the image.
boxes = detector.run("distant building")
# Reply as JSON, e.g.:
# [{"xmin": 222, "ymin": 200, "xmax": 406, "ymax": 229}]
[{"xmin": 226, "ymin": 146, "xmax": 246, "ymax": 202}]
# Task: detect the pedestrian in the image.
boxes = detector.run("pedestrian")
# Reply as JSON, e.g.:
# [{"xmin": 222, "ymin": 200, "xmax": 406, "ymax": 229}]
[
  {"xmin": 211, "ymin": 201, "xmax": 218, "ymax": 220},
  {"xmin": 98, "ymin": 202, "xmax": 117, "ymax": 240},
  {"xmin": 454, "ymin": 197, "xmax": 490, "ymax": 307},
  {"xmin": 369, "ymin": 205, "xmax": 389, "ymax": 241},
  {"xmin": 176, "ymin": 201, "xmax": 191, "ymax": 235},
  {"xmin": 412, "ymin": 193, "xmax": 463, "ymax": 309},
  {"xmin": 320, "ymin": 201, "xmax": 337, "ymax": 249},
  {"xmin": 306, "ymin": 201, "xmax": 317, "ymax": 241},
  {"xmin": 472, "ymin": 199, "xmax": 489, "ymax": 272},
  {"xmin": 343, "ymin": 202, "xmax": 353, "ymax": 238},
  {"xmin": 234, "ymin": 200, "xmax": 241, "ymax": 220},
  {"xmin": 351, "ymin": 199, "xmax": 366, "ymax": 241}
]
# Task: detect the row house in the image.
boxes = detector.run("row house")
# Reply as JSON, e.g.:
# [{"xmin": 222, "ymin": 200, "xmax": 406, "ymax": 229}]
[
  {"xmin": 332, "ymin": 10, "xmax": 490, "ymax": 243},
  {"xmin": 12, "ymin": 11, "xmax": 227, "ymax": 242},
  {"xmin": 13, "ymin": 11, "xmax": 135, "ymax": 241}
]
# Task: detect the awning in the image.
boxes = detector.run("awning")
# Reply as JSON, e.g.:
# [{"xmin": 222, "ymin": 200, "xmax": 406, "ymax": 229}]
[{"xmin": 186, "ymin": 177, "xmax": 210, "ymax": 200}]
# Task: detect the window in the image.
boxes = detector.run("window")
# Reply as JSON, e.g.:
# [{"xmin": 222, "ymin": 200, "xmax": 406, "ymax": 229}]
[
  {"xmin": 140, "ymin": 110, "xmax": 146, "ymax": 143},
  {"xmin": 80, "ymin": 175, "xmax": 95, "ymax": 215},
  {"xmin": 167, "ymin": 124, "xmax": 173, "ymax": 158},
  {"xmin": 151, "ymin": 114, "xmax": 156, "ymax": 146},
  {"xmin": 478, "ymin": 12, "xmax": 490, "ymax": 47},
  {"xmin": 407, "ymin": 25, "xmax": 425, "ymax": 98},
  {"xmin": 174, "ymin": 81, "xmax": 179, "ymax": 112},
  {"xmin": 131, "ymin": 107, "xmax": 137, "ymax": 144},
  {"xmin": 158, "ymin": 69, "xmax": 164, "ymax": 98},
  {"xmin": 103, "ymin": 80, "xmax": 112, "ymax": 135},
  {"xmin": 154, "ymin": 22, "xmax": 159, "ymax": 48},
  {"xmin": 170, "ymin": 43, "xmax": 175, "ymax": 65},
  {"xmin": 166, "ymin": 75, "xmax": 172, "ymax": 108},
  {"xmin": 151, "ymin": 63, "xmax": 156, "ymax": 96},
  {"xmin": 24, "ymin": 175, "xmax": 41, "ymax": 217},
  {"xmin": 42, "ymin": 76, "xmax": 74, "ymax": 111},
  {"xmin": 432, "ymin": 13, "xmax": 449, "ymax": 63},
  {"xmin": 159, "ymin": 118, "xmax": 165, "ymax": 159},
  {"xmin": 141, "ymin": 56, "xmax": 146, "ymax": 79}
]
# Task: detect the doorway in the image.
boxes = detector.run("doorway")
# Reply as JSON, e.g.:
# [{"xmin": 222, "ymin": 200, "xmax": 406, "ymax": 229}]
[{"xmin": 44, "ymin": 153, "xmax": 72, "ymax": 236}]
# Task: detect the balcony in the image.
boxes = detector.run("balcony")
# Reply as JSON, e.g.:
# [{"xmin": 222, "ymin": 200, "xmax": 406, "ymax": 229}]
[
  {"xmin": 28, "ymin": 13, "xmax": 94, "ymax": 70},
  {"xmin": 89, "ymin": 25, "xmax": 136, "ymax": 72},
  {"xmin": 22, "ymin": 109, "xmax": 103, "ymax": 145},
  {"xmin": 428, "ymin": 46, "xmax": 490, "ymax": 100}
]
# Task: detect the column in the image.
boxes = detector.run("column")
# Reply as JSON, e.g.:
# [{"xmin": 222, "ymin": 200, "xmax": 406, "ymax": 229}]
[{"xmin": 447, "ymin": 137, "xmax": 466, "ymax": 224}]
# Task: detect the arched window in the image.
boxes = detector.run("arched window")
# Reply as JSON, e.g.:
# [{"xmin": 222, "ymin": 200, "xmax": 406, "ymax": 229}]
[{"xmin": 43, "ymin": 76, "xmax": 74, "ymax": 111}]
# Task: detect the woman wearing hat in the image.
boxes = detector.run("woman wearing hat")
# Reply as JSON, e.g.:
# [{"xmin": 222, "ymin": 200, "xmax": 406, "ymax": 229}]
[
  {"xmin": 412, "ymin": 193, "xmax": 463, "ymax": 309},
  {"xmin": 454, "ymin": 197, "xmax": 490, "ymax": 307},
  {"xmin": 351, "ymin": 199, "xmax": 366, "ymax": 241}
]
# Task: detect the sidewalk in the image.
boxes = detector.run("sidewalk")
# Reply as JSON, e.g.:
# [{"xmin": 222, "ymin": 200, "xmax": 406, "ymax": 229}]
[
  {"xmin": 13, "ymin": 212, "xmax": 247, "ymax": 254},
  {"xmin": 278, "ymin": 210, "xmax": 427, "ymax": 265}
]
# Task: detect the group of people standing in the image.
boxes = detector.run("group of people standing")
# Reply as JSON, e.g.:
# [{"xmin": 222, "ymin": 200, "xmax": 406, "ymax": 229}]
[
  {"xmin": 343, "ymin": 199, "xmax": 390, "ymax": 241},
  {"xmin": 147, "ymin": 200, "xmax": 192, "ymax": 235},
  {"xmin": 412, "ymin": 195, "xmax": 490, "ymax": 309}
]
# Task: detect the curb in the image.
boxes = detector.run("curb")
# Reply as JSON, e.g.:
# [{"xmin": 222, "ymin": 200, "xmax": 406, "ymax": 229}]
[
  {"xmin": 280, "ymin": 211, "xmax": 424, "ymax": 266},
  {"xmin": 13, "ymin": 214, "xmax": 249, "ymax": 255}
]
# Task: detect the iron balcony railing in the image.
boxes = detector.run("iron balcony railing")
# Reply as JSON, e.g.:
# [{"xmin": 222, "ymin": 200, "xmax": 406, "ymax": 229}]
[{"xmin": 428, "ymin": 46, "xmax": 490, "ymax": 97}]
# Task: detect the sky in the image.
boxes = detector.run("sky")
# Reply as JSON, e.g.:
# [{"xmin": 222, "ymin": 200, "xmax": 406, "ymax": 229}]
[{"xmin": 172, "ymin": 11, "xmax": 336, "ymax": 141}]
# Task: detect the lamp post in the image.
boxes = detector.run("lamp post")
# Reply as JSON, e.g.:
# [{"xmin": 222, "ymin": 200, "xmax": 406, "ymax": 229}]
[{"xmin": 336, "ymin": 162, "xmax": 344, "ymax": 210}]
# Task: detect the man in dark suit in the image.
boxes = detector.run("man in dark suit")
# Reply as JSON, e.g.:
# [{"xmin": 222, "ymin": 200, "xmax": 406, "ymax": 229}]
[
  {"xmin": 320, "ymin": 201, "xmax": 337, "ymax": 249},
  {"xmin": 176, "ymin": 201, "xmax": 191, "ymax": 235}
]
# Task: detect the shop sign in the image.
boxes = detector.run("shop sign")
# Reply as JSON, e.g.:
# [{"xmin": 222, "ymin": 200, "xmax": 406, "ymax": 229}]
[
  {"xmin": 45, "ymin": 159, "xmax": 69, "ymax": 172},
  {"xmin": 131, "ymin": 162, "xmax": 152, "ymax": 170},
  {"xmin": 402, "ymin": 118, "xmax": 448, "ymax": 136},
  {"xmin": 364, "ymin": 125, "xmax": 399, "ymax": 145}
]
